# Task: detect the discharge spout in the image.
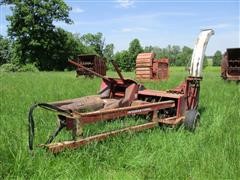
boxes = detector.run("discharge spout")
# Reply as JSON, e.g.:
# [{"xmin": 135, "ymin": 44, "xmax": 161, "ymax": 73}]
[{"xmin": 190, "ymin": 29, "xmax": 214, "ymax": 77}]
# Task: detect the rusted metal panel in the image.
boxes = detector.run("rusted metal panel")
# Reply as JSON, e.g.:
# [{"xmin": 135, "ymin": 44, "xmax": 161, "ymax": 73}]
[
  {"xmin": 221, "ymin": 48, "xmax": 240, "ymax": 81},
  {"xmin": 177, "ymin": 96, "xmax": 186, "ymax": 117},
  {"xmin": 75, "ymin": 54, "xmax": 106, "ymax": 78},
  {"xmin": 225, "ymin": 74, "xmax": 240, "ymax": 80},
  {"xmin": 121, "ymin": 83, "xmax": 138, "ymax": 106},
  {"xmin": 77, "ymin": 100, "xmax": 175, "ymax": 124},
  {"xmin": 69, "ymin": 60, "xmax": 110, "ymax": 82},
  {"xmin": 60, "ymin": 96, "xmax": 105, "ymax": 112},
  {"xmin": 138, "ymin": 89, "xmax": 182, "ymax": 99},
  {"xmin": 152, "ymin": 59, "xmax": 169, "ymax": 80}
]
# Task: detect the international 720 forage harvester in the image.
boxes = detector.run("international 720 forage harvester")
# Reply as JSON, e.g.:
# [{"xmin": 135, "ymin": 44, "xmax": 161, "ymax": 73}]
[{"xmin": 28, "ymin": 29, "xmax": 214, "ymax": 153}]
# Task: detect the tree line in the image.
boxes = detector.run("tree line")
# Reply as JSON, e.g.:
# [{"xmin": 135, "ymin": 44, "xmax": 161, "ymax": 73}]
[{"xmin": 0, "ymin": 0, "xmax": 223, "ymax": 72}]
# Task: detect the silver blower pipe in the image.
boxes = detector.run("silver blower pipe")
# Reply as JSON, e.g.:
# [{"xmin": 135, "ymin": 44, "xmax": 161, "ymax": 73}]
[{"xmin": 190, "ymin": 29, "xmax": 215, "ymax": 77}]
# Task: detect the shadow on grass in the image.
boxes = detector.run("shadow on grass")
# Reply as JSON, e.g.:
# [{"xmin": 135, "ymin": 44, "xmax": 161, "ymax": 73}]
[{"xmin": 198, "ymin": 106, "xmax": 206, "ymax": 115}]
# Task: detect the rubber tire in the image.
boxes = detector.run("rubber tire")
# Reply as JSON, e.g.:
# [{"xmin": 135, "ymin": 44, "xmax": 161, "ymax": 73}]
[{"xmin": 184, "ymin": 109, "xmax": 200, "ymax": 132}]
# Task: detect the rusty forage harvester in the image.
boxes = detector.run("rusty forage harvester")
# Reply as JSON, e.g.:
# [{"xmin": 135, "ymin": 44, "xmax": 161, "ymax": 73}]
[{"xmin": 28, "ymin": 29, "xmax": 214, "ymax": 153}]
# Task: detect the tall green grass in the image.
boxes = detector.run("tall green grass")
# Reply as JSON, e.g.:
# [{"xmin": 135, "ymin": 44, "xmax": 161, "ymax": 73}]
[{"xmin": 0, "ymin": 67, "xmax": 239, "ymax": 179}]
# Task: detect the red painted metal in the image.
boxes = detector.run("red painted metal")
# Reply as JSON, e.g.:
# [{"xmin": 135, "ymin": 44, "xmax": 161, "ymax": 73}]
[
  {"xmin": 28, "ymin": 60, "xmax": 201, "ymax": 153},
  {"xmin": 75, "ymin": 100, "xmax": 175, "ymax": 124}
]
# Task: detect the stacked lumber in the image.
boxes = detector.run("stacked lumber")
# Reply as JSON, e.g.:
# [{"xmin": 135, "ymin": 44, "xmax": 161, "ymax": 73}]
[{"xmin": 136, "ymin": 53, "xmax": 155, "ymax": 79}]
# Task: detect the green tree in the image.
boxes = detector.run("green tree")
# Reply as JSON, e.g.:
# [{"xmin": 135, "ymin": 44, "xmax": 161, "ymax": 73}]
[
  {"xmin": 158, "ymin": 45, "xmax": 181, "ymax": 65},
  {"xmin": 144, "ymin": 46, "xmax": 162, "ymax": 59},
  {"xmin": 144, "ymin": 45, "xmax": 154, "ymax": 52},
  {"xmin": 175, "ymin": 46, "xmax": 193, "ymax": 66},
  {"xmin": 81, "ymin": 32, "xmax": 105, "ymax": 57},
  {"xmin": 203, "ymin": 56, "xmax": 208, "ymax": 68},
  {"xmin": 103, "ymin": 43, "xmax": 114, "ymax": 68},
  {"xmin": 156, "ymin": 47, "xmax": 168, "ymax": 59},
  {"xmin": 73, "ymin": 33, "xmax": 96, "ymax": 54},
  {"xmin": 44, "ymin": 28, "xmax": 86, "ymax": 70},
  {"xmin": 128, "ymin": 38, "xmax": 143, "ymax": 71},
  {"xmin": 3, "ymin": 0, "xmax": 73, "ymax": 70},
  {"xmin": 212, "ymin": 50, "xmax": 222, "ymax": 66},
  {"xmin": 114, "ymin": 50, "xmax": 130, "ymax": 71},
  {"xmin": 103, "ymin": 43, "xmax": 114, "ymax": 61},
  {"xmin": 0, "ymin": 35, "xmax": 11, "ymax": 65},
  {"xmin": 169, "ymin": 45, "xmax": 181, "ymax": 65}
]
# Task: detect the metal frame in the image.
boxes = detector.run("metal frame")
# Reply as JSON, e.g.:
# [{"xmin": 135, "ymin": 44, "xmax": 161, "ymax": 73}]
[
  {"xmin": 28, "ymin": 29, "xmax": 214, "ymax": 153},
  {"xmin": 41, "ymin": 101, "xmax": 177, "ymax": 153},
  {"xmin": 28, "ymin": 61, "xmax": 201, "ymax": 153}
]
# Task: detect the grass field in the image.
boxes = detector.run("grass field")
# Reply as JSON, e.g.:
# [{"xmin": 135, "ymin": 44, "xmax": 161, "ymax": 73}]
[{"xmin": 0, "ymin": 67, "xmax": 239, "ymax": 179}]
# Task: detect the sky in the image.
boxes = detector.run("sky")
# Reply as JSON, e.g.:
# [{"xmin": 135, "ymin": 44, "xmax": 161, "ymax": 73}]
[{"xmin": 0, "ymin": 0, "xmax": 239, "ymax": 55}]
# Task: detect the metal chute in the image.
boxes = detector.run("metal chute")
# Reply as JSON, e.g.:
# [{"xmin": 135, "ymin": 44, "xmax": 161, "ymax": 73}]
[{"xmin": 190, "ymin": 29, "xmax": 215, "ymax": 77}]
